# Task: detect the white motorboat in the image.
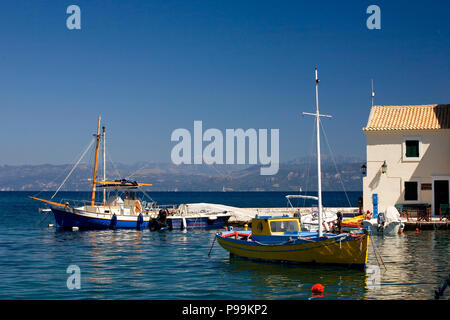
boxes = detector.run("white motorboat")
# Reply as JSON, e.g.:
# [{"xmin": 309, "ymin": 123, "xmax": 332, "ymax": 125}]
[{"xmin": 362, "ymin": 206, "xmax": 406, "ymax": 235}]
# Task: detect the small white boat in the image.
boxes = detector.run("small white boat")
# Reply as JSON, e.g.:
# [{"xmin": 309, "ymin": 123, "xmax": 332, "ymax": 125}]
[
  {"xmin": 150, "ymin": 203, "xmax": 232, "ymax": 230},
  {"xmin": 362, "ymin": 206, "xmax": 405, "ymax": 235},
  {"xmin": 300, "ymin": 208, "xmax": 338, "ymax": 232},
  {"xmin": 286, "ymin": 195, "xmax": 338, "ymax": 232}
]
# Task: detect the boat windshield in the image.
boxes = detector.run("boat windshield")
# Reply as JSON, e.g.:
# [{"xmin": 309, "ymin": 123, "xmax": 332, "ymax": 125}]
[{"xmin": 270, "ymin": 220, "xmax": 299, "ymax": 233}]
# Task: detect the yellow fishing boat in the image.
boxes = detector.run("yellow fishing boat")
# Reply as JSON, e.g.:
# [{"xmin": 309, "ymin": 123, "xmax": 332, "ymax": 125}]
[
  {"xmin": 216, "ymin": 216, "xmax": 369, "ymax": 268},
  {"xmin": 215, "ymin": 67, "xmax": 370, "ymax": 269}
]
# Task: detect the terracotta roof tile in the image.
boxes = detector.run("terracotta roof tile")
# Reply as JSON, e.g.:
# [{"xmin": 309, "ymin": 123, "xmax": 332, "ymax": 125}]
[{"xmin": 363, "ymin": 104, "xmax": 450, "ymax": 131}]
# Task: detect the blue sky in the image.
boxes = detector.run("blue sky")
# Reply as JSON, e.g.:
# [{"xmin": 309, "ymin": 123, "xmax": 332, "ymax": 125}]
[{"xmin": 0, "ymin": 0, "xmax": 448, "ymax": 165}]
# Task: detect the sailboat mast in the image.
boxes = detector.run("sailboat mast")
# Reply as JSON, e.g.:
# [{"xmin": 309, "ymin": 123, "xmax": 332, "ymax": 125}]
[
  {"xmin": 102, "ymin": 125, "xmax": 106, "ymax": 205},
  {"xmin": 314, "ymin": 68, "xmax": 323, "ymax": 237},
  {"xmin": 91, "ymin": 116, "xmax": 101, "ymax": 206}
]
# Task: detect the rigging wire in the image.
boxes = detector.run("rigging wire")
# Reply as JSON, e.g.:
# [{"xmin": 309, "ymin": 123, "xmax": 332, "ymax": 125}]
[
  {"xmin": 107, "ymin": 151, "xmax": 122, "ymax": 181},
  {"xmin": 319, "ymin": 120, "xmax": 352, "ymax": 208},
  {"xmin": 302, "ymin": 118, "xmax": 317, "ymax": 208},
  {"xmin": 50, "ymin": 138, "xmax": 96, "ymax": 199},
  {"xmin": 31, "ymin": 137, "xmax": 96, "ymax": 199}
]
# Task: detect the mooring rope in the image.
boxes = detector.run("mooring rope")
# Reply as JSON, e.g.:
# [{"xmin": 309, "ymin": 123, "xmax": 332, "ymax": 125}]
[
  {"xmin": 370, "ymin": 235, "xmax": 387, "ymax": 270},
  {"xmin": 50, "ymin": 138, "xmax": 95, "ymax": 200}
]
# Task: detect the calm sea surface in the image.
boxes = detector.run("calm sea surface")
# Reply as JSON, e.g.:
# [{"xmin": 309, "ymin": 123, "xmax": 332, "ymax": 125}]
[{"xmin": 0, "ymin": 191, "xmax": 448, "ymax": 300}]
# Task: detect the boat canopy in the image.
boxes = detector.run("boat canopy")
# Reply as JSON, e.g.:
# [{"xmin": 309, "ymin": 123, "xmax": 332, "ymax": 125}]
[
  {"xmin": 96, "ymin": 179, "xmax": 152, "ymax": 189},
  {"xmin": 106, "ymin": 195, "xmax": 124, "ymax": 206},
  {"xmin": 285, "ymin": 195, "xmax": 319, "ymax": 200}
]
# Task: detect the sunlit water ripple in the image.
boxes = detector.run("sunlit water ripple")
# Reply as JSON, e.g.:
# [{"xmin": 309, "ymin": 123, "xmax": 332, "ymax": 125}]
[{"xmin": 0, "ymin": 192, "xmax": 448, "ymax": 300}]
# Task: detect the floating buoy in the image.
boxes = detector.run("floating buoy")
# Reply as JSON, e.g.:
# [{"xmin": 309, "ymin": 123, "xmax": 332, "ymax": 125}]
[
  {"xmin": 311, "ymin": 283, "xmax": 324, "ymax": 297},
  {"xmin": 416, "ymin": 228, "xmax": 419, "ymax": 233},
  {"xmin": 72, "ymin": 226, "xmax": 79, "ymax": 231},
  {"xmin": 48, "ymin": 224, "xmax": 54, "ymax": 228}
]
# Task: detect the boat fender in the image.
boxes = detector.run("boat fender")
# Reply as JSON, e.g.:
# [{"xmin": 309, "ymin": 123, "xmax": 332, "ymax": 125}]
[
  {"xmin": 135, "ymin": 200, "xmax": 141, "ymax": 213},
  {"xmin": 336, "ymin": 211, "xmax": 343, "ymax": 233},
  {"xmin": 110, "ymin": 214, "xmax": 117, "ymax": 228},
  {"xmin": 138, "ymin": 213, "xmax": 143, "ymax": 226}
]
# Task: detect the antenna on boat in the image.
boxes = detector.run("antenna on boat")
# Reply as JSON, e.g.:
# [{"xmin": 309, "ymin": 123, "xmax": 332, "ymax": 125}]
[
  {"xmin": 102, "ymin": 125, "xmax": 106, "ymax": 205},
  {"xmin": 91, "ymin": 116, "xmax": 102, "ymax": 206},
  {"xmin": 371, "ymin": 79, "xmax": 375, "ymax": 108},
  {"xmin": 302, "ymin": 67, "xmax": 332, "ymax": 237}
]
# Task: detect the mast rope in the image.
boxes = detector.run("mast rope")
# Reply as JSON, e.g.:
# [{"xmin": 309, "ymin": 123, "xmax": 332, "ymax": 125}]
[
  {"xmin": 302, "ymin": 118, "xmax": 317, "ymax": 208},
  {"xmin": 107, "ymin": 152, "xmax": 122, "ymax": 180},
  {"xmin": 51, "ymin": 138, "xmax": 95, "ymax": 199},
  {"xmin": 319, "ymin": 121, "xmax": 352, "ymax": 208}
]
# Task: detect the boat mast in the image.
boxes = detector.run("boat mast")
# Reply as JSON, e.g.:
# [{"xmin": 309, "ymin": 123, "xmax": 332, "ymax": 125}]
[
  {"xmin": 303, "ymin": 68, "xmax": 331, "ymax": 237},
  {"xmin": 102, "ymin": 125, "xmax": 106, "ymax": 205},
  {"xmin": 314, "ymin": 68, "xmax": 323, "ymax": 237},
  {"xmin": 91, "ymin": 116, "xmax": 101, "ymax": 206}
]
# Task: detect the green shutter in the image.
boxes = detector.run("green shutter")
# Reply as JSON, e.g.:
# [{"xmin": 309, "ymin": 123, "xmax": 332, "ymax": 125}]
[{"xmin": 405, "ymin": 140, "xmax": 419, "ymax": 157}]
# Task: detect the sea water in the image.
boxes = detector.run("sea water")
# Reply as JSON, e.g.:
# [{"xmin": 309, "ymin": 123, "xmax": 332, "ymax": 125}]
[{"xmin": 0, "ymin": 191, "xmax": 448, "ymax": 300}]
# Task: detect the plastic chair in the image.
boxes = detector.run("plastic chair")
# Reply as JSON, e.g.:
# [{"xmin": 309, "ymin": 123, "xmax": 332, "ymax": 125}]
[{"xmin": 440, "ymin": 204, "xmax": 449, "ymax": 221}]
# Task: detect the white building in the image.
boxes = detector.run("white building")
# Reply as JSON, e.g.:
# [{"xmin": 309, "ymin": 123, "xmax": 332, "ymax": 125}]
[{"xmin": 362, "ymin": 104, "xmax": 450, "ymax": 216}]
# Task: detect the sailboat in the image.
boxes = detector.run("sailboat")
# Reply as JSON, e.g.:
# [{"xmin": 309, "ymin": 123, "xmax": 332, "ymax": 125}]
[
  {"xmin": 31, "ymin": 116, "xmax": 159, "ymax": 229},
  {"xmin": 31, "ymin": 116, "xmax": 232, "ymax": 230},
  {"xmin": 215, "ymin": 68, "xmax": 370, "ymax": 268}
]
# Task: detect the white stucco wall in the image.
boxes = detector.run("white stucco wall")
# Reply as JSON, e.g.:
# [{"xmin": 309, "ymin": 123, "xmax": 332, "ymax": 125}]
[{"xmin": 363, "ymin": 129, "xmax": 450, "ymax": 214}]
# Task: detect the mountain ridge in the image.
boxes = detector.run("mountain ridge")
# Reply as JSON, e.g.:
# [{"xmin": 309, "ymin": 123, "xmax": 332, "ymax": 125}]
[{"xmin": 0, "ymin": 157, "xmax": 364, "ymax": 191}]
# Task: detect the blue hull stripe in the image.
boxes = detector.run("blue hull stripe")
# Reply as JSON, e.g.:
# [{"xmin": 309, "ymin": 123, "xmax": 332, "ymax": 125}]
[
  {"xmin": 52, "ymin": 208, "xmax": 230, "ymax": 230},
  {"xmin": 52, "ymin": 208, "xmax": 148, "ymax": 229}
]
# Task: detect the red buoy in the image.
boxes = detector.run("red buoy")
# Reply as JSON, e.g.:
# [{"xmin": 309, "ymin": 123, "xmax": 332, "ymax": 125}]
[
  {"xmin": 311, "ymin": 283, "xmax": 324, "ymax": 297},
  {"xmin": 416, "ymin": 228, "xmax": 419, "ymax": 233}
]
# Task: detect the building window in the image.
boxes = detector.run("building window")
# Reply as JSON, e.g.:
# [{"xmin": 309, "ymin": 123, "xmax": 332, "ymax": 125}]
[
  {"xmin": 404, "ymin": 181, "xmax": 418, "ymax": 201},
  {"xmin": 402, "ymin": 136, "xmax": 422, "ymax": 162},
  {"xmin": 405, "ymin": 140, "xmax": 419, "ymax": 158}
]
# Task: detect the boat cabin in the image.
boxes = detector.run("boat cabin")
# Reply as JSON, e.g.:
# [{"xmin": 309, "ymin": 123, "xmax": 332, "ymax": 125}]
[
  {"xmin": 250, "ymin": 216, "xmax": 320, "ymax": 243},
  {"xmin": 252, "ymin": 216, "xmax": 301, "ymax": 235}
]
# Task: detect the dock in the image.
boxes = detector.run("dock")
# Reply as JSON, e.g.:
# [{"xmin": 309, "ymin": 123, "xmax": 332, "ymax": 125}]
[
  {"xmin": 185, "ymin": 203, "xmax": 359, "ymax": 226},
  {"xmin": 403, "ymin": 218, "xmax": 450, "ymax": 231},
  {"xmin": 184, "ymin": 203, "xmax": 450, "ymax": 230}
]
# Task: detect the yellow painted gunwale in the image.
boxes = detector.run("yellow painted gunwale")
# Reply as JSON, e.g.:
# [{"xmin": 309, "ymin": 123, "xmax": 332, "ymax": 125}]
[{"xmin": 217, "ymin": 234, "xmax": 369, "ymax": 266}]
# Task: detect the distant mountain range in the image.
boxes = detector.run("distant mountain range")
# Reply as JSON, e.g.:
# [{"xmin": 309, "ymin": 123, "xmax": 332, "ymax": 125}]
[{"xmin": 0, "ymin": 156, "xmax": 364, "ymax": 192}]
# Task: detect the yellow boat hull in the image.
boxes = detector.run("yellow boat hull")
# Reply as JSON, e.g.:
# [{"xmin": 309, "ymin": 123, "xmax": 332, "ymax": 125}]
[{"xmin": 217, "ymin": 234, "xmax": 370, "ymax": 269}]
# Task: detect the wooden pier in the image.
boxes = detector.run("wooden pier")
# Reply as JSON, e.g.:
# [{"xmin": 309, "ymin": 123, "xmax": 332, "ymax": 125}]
[{"xmin": 403, "ymin": 218, "xmax": 450, "ymax": 231}]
